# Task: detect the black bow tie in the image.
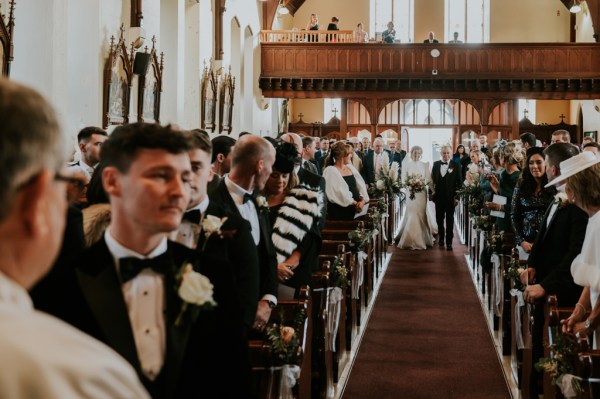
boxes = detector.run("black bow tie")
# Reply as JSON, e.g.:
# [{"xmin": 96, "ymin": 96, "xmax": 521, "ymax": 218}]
[
  {"xmin": 441, "ymin": 162, "xmax": 448, "ymax": 165},
  {"xmin": 119, "ymin": 253, "xmax": 172, "ymax": 283},
  {"xmin": 243, "ymin": 192, "xmax": 255, "ymax": 204},
  {"xmin": 182, "ymin": 209, "xmax": 201, "ymax": 224}
]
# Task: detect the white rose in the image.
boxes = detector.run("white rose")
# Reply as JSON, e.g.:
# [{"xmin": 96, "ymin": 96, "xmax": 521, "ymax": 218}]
[
  {"xmin": 178, "ymin": 266, "xmax": 217, "ymax": 306},
  {"xmin": 555, "ymin": 192, "xmax": 568, "ymax": 202},
  {"xmin": 202, "ymin": 215, "xmax": 227, "ymax": 233},
  {"xmin": 256, "ymin": 196, "xmax": 268, "ymax": 208},
  {"xmin": 376, "ymin": 180, "xmax": 385, "ymax": 190}
]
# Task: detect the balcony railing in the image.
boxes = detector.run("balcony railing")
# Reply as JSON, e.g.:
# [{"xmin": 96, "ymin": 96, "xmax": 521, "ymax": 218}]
[{"xmin": 259, "ymin": 30, "xmax": 355, "ymax": 44}]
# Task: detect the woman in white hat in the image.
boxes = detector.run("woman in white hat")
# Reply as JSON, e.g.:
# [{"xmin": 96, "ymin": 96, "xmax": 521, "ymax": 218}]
[{"xmin": 558, "ymin": 151, "xmax": 600, "ymax": 345}]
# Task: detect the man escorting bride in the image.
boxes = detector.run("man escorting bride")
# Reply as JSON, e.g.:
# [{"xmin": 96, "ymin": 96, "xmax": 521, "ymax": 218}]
[{"xmin": 397, "ymin": 146, "xmax": 438, "ymax": 250}]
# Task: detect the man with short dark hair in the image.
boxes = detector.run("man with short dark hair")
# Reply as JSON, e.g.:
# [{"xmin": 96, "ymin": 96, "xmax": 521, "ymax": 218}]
[
  {"xmin": 208, "ymin": 135, "xmax": 236, "ymax": 193},
  {"xmin": 520, "ymin": 132, "xmax": 537, "ymax": 150},
  {"xmin": 448, "ymin": 31, "xmax": 463, "ymax": 43},
  {"xmin": 583, "ymin": 142, "xmax": 600, "ymax": 155},
  {"xmin": 67, "ymin": 126, "xmax": 108, "ymax": 180},
  {"xmin": 523, "ymin": 142, "xmax": 587, "ymax": 397},
  {"xmin": 301, "ymin": 136, "xmax": 319, "ymax": 175},
  {"xmin": 0, "ymin": 79, "xmax": 149, "ymax": 398},
  {"xmin": 35, "ymin": 123, "xmax": 247, "ymax": 398},
  {"xmin": 315, "ymin": 138, "xmax": 330, "ymax": 172}
]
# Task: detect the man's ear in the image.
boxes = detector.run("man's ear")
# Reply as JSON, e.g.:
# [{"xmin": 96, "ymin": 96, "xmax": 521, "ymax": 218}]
[
  {"xmin": 256, "ymin": 159, "xmax": 264, "ymax": 174},
  {"xmin": 19, "ymin": 170, "xmax": 53, "ymax": 238},
  {"xmin": 216, "ymin": 153, "xmax": 225, "ymax": 164},
  {"xmin": 102, "ymin": 166, "xmax": 121, "ymax": 197},
  {"xmin": 78, "ymin": 142, "xmax": 87, "ymax": 153},
  {"xmin": 208, "ymin": 164, "xmax": 216, "ymax": 182}
]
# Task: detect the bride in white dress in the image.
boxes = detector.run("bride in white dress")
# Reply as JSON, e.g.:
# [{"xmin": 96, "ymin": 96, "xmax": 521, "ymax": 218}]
[{"xmin": 397, "ymin": 146, "xmax": 438, "ymax": 250}]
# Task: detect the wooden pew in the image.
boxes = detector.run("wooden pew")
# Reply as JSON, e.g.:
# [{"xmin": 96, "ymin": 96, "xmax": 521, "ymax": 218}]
[
  {"xmin": 249, "ymin": 287, "xmax": 312, "ymax": 399},
  {"xmin": 310, "ymin": 268, "xmax": 334, "ymax": 398}
]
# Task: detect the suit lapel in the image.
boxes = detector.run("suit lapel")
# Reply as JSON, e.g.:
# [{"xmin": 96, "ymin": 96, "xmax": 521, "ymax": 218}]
[
  {"xmin": 75, "ymin": 239, "xmax": 141, "ymax": 371},
  {"xmin": 543, "ymin": 202, "xmax": 562, "ymax": 240}
]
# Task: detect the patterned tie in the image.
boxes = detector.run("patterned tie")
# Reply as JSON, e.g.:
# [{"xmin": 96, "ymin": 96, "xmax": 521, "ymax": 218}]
[
  {"xmin": 119, "ymin": 252, "xmax": 172, "ymax": 283},
  {"xmin": 182, "ymin": 209, "xmax": 201, "ymax": 224}
]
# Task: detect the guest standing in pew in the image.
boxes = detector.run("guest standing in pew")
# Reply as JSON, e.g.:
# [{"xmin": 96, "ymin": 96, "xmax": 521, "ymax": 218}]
[
  {"xmin": 171, "ymin": 130, "xmax": 259, "ymax": 332},
  {"xmin": 209, "ymin": 134, "xmax": 279, "ymax": 332},
  {"xmin": 0, "ymin": 78, "xmax": 150, "ymax": 399},
  {"xmin": 484, "ymin": 141, "xmax": 522, "ymax": 233},
  {"xmin": 322, "ymin": 142, "xmax": 369, "ymax": 221},
  {"xmin": 264, "ymin": 142, "xmax": 324, "ymax": 299},
  {"xmin": 520, "ymin": 143, "xmax": 587, "ymax": 398},
  {"xmin": 510, "ymin": 147, "xmax": 556, "ymax": 255},
  {"xmin": 32, "ymin": 123, "xmax": 248, "ymax": 398},
  {"xmin": 555, "ymin": 153, "xmax": 600, "ymax": 346},
  {"xmin": 208, "ymin": 135, "xmax": 236, "ymax": 194}
]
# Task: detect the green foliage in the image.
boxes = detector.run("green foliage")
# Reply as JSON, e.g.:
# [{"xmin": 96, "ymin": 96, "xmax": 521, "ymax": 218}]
[
  {"xmin": 331, "ymin": 255, "xmax": 349, "ymax": 289},
  {"xmin": 266, "ymin": 309, "xmax": 306, "ymax": 366},
  {"xmin": 535, "ymin": 327, "xmax": 583, "ymax": 395},
  {"xmin": 504, "ymin": 257, "xmax": 525, "ymax": 292},
  {"xmin": 348, "ymin": 228, "xmax": 372, "ymax": 253}
]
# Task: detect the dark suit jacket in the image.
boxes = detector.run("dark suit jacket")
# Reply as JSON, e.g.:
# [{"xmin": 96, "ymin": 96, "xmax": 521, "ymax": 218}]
[
  {"xmin": 431, "ymin": 160, "xmax": 463, "ymax": 204},
  {"xmin": 32, "ymin": 239, "xmax": 247, "ymax": 398},
  {"xmin": 209, "ymin": 180, "xmax": 278, "ymax": 299},
  {"xmin": 302, "ymin": 159, "xmax": 319, "ymax": 175},
  {"xmin": 527, "ymin": 203, "xmax": 587, "ymax": 306},
  {"xmin": 197, "ymin": 200, "xmax": 260, "ymax": 327},
  {"xmin": 314, "ymin": 150, "xmax": 329, "ymax": 174},
  {"xmin": 390, "ymin": 150, "xmax": 407, "ymax": 165},
  {"xmin": 362, "ymin": 150, "xmax": 392, "ymax": 185},
  {"xmin": 424, "ymin": 39, "xmax": 439, "ymax": 43}
]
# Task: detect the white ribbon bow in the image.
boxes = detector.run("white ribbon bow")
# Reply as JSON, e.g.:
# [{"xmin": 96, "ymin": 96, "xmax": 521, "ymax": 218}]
[
  {"xmin": 352, "ymin": 251, "xmax": 367, "ymax": 299},
  {"xmin": 557, "ymin": 374, "xmax": 578, "ymax": 399},
  {"xmin": 279, "ymin": 364, "xmax": 301, "ymax": 399},
  {"xmin": 509, "ymin": 288, "xmax": 526, "ymax": 349},
  {"xmin": 327, "ymin": 287, "xmax": 343, "ymax": 352},
  {"xmin": 492, "ymin": 254, "xmax": 502, "ymax": 316}
]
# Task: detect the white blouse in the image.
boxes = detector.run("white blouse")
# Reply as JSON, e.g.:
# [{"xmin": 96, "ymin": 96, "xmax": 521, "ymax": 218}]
[
  {"xmin": 571, "ymin": 211, "xmax": 600, "ymax": 303},
  {"xmin": 322, "ymin": 163, "xmax": 369, "ymax": 207}
]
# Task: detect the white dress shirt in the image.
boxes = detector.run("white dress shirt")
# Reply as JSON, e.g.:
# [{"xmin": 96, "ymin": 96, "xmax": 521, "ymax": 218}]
[
  {"xmin": 67, "ymin": 159, "xmax": 95, "ymax": 181},
  {"xmin": 105, "ymin": 229, "xmax": 167, "ymax": 381},
  {"xmin": 440, "ymin": 161, "xmax": 449, "ymax": 177},
  {"xmin": 546, "ymin": 184, "xmax": 565, "ymax": 227},
  {"xmin": 0, "ymin": 271, "xmax": 150, "ymax": 398},
  {"xmin": 224, "ymin": 176, "xmax": 260, "ymax": 245},
  {"xmin": 170, "ymin": 196, "xmax": 209, "ymax": 249}
]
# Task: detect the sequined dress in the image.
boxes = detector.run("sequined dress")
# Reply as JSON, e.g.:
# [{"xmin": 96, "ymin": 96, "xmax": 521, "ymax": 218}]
[{"xmin": 510, "ymin": 185, "xmax": 556, "ymax": 245}]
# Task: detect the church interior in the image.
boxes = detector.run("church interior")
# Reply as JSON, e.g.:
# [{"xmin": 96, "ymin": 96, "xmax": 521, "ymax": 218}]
[{"xmin": 2, "ymin": 0, "xmax": 600, "ymax": 398}]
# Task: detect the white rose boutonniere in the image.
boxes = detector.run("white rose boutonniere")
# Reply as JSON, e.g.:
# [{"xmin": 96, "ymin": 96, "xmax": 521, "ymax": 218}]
[
  {"xmin": 255, "ymin": 195, "xmax": 270, "ymax": 213},
  {"xmin": 175, "ymin": 263, "xmax": 216, "ymax": 327},
  {"xmin": 554, "ymin": 192, "xmax": 569, "ymax": 208},
  {"xmin": 201, "ymin": 215, "xmax": 236, "ymax": 251}
]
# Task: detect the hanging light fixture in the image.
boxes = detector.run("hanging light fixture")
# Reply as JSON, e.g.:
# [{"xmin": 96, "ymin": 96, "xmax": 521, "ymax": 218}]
[
  {"xmin": 279, "ymin": 0, "xmax": 289, "ymax": 15},
  {"xmin": 570, "ymin": 0, "xmax": 581, "ymax": 13}
]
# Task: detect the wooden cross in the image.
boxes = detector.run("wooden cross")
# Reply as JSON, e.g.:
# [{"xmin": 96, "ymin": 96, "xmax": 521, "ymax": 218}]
[
  {"xmin": 298, "ymin": 113, "xmax": 304, "ymax": 122},
  {"xmin": 332, "ymin": 107, "xmax": 338, "ymax": 118},
  {"xmin": 523, "ymin": 108, "xmax": 529, "ymax": 119},
  {"xmin": 559, "ymin": 113, "xmax": 566, "ymax": 123}
]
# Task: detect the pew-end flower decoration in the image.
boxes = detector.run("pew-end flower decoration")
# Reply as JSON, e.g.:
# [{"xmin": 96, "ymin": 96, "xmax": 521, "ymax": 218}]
[{"xmin": 175, "ymin": 263, "xmax": 216, "ymax": 326}]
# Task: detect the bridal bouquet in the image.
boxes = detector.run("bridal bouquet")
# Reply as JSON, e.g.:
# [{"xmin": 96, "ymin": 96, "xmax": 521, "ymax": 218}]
[
  {"xmin": 368, "ymin": 161, "xmax": 402, "ymax": 199},
  {"xmin": 403, "ymin": 173, "xmax": 427, "ymax": 200}
]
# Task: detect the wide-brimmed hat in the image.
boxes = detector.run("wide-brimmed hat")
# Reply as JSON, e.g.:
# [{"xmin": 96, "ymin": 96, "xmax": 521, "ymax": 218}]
[{"xmin": 545, "ymin": 151, "xmax": 600, "ymax": 187}]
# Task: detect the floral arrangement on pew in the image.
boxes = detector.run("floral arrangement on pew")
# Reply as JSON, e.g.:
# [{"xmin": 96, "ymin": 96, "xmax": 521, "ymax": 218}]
[
  {"xmin": 535, "ymin": 327, "xmax": 583, "ymax": 396},
  {"xmin": 266, "ymin": 309, "xmax": 306, "ymax": 396},
  {"xmin": 348, "ymin": 227, "xmax": 372, "ymax": 253},
  {"xmin": 331, "ymin": 255, "xmax": 350, "ymax": 289},
  {"xmin": 368, "ymin": 161, "xmax": 402, "ymax": 199},
  {"xmin": 400, "ymin": 173, "xmax": 428, "ymax": 200},
  {"xmin": 365, "ymin": 198, "xmax": 386, "ymax": 232},
  {"xmin": 504, "ymin": 257, "xmax": 526, "ymax": 292}
]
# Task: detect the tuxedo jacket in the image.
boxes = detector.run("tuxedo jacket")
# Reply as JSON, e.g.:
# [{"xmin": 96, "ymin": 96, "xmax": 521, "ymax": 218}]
[
  {"xmin": 431, "ymin": 160, "xmax": 463, "ymax": 205},
  {"xmin": 314, "ymin": 151, "xmax": 329, "ymax": 174},
  {"xmin": 424, "ymin": 39, "xmax": 439, "ymax": 43},
  {"xmin": 32, "ymin": 238, "xmax": 247, "ymax": 398},
  {"xmin": 209, "ymin": 180, "xmax": 278, "ymax": 300},
  {"xmin": 197, "ymin": 200, "xmax": 260, "ymax": 327},
  {"xmin": 302, "ymin": 159, "xmax": 319, "ymax": 175},
  {"xmin": 362, "ymin": 150, "xmax": 392, "ymax": 185},
  {"xmin": 390, "ymin": 150, "xmax": 406, "ymax": 166},
  {"xmin": 527, "ymin": 203, "xmax": 588, "ymax": 306}
]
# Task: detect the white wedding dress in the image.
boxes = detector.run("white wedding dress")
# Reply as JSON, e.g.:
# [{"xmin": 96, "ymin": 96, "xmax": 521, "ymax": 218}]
[{"xmin": 397, "ymin": 159, "xmax": 438, "ymax": 250}]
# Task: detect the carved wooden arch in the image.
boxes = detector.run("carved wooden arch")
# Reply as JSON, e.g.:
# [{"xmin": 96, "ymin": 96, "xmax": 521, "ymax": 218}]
[
  {"xmin": 348, "ymin": 98, "xmax": 372, "ymax": 124},
  {"xmin": 219, "ymin": 66, "xmax": 235, "ymax": 134},
  {"xmin": 375, "ymin": 98, "xmax": 482, "ymax": 125},
  {"xmin": 137, "ymin": 36, "xmax": 164, "ymax": 124},
  {"xmin": 483, "ymin": 99, "xmax": 508, "ymax": 125},
  {"xmin": 103, "ymin": 25, "xmax": 134, "ymax": 129},
  {"xmin": 0, "ymin": 0, "xmax": 16, "ymax": 77}
]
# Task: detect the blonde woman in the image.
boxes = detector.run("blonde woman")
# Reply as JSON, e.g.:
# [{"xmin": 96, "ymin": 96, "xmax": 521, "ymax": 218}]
[{"xmin": 354, "ymin": 22, "xmax": 369, "ymax": 43}]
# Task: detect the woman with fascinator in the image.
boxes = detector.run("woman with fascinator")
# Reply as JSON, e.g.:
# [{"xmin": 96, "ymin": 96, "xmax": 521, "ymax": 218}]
[
  {"xmin": 322, "ymin": 142, "xmax": 370, "ymax": 221},
  {"xmin": 552, "ymin": 152, "xmax": 600, "ymax": 345},
  {"xmin": 510, "ymin": 147, "xmax": 556, "ymax": 254},
  {"xmin": 264, "ymin": 142, "xmax": 324, "ymax": 299}
]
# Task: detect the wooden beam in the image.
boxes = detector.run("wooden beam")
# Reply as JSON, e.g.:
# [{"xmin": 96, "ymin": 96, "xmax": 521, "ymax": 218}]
[
  {"xmin": 214, "ymin": 0, "xmax": 225, "ymax": 60},
  {"xmin": 131, "ymin": 0, "xmax": 143, "ymax": 27}
]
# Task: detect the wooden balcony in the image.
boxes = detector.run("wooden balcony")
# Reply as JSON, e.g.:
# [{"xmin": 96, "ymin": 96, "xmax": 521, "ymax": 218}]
[{"xmin": 259, "ymin": 37, "xmax": 600, "ymax": 99}]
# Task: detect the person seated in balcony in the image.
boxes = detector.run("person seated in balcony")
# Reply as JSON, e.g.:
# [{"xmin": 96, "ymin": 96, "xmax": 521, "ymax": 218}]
[
  {"xmin": 382, "ymin": 21, "xmax": 396, "ymax": 44},
  {"xmin": 448, "ymin": 31, "xmax": 463, "ymax": 43},
  {"xmin": 424, "ymin": 31, "xmax": 439, "ymax": 43},
  {"xmin": 354, "ymin": 22, "xmax": 369, "ymax": 43},
  {"xmin": 326, "ymin": 16, "xmax": 339, "ymax": 42},
  {"xmin": 306, "ymin": 13, "xmax": 319, "ymax": 42}
]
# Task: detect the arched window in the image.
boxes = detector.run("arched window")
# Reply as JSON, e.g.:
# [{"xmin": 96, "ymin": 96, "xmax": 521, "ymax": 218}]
[
  {"xmin": 372, "ymin": 0, "xmax": 414, "ymax": 43},
  {"xmin": 445, "ymin": 0, "xmax": 490, "ymax": 43}
]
